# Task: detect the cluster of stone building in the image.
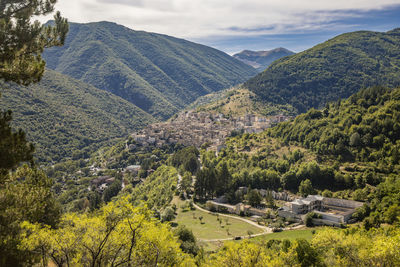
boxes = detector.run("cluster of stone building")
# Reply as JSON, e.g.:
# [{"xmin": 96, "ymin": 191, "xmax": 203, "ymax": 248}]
[
  {"xmin": 207, "ymin": 187, "xmax": 363, "ymax": 226},
  {"xmin": 130, "ymin": 111, "xmax": 290, "ymax": 150},
  {"xmin": 278, "ymin": 195, "xmax": 364, "ymax": 226}
]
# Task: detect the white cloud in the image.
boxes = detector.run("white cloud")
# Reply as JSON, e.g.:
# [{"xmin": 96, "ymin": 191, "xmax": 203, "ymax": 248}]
[{"xmin": 39, "ymin": 0, "xmax": 400, "ymax": 39}]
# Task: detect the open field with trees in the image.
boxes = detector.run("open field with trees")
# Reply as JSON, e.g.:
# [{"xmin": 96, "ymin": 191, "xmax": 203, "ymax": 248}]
[{"xmin": 172, "ymin": 198, "xmax": 264, "ymax": 240}]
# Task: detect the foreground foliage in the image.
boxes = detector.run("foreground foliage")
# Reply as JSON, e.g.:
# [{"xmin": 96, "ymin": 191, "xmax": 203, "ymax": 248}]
[
  {"xmin": 205, "ymin": 227, "xmax": 400, "ymax": 267},
  {"xmin": 20, "ymin": 197, "xmax": 194, "ymax": 266},
  {"xmin": 0, "ymin": 165, "xmax": 60, "ymax": 265}
]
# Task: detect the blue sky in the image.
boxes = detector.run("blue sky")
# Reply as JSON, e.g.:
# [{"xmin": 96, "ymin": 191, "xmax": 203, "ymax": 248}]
[
  {"xmin": 194, "ymin": 5, "xmax": 400, "ymax": 54},
  {"xmin": 42, "ymin": 0, "xmax": 400, "ymax": 54}
]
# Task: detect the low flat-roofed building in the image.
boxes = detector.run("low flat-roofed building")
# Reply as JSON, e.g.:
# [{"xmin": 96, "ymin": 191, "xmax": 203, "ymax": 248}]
[{"xmin": 281, "ymin": 195, "xmax": 363, "ymax": 225}]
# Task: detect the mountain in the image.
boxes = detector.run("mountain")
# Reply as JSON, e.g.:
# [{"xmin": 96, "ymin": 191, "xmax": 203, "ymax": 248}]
[
  {"xmin": 1, "ymin": 70, "xmax": 155, "ymax": 162},
  {"xmin": 42, "ymin": 21, "xmax": 258, "ymax": 120},
  {"xmin": 233, "ymin": 48, "xmax": 294, "ymax": 71},
  {"xmin": 245, "ymin": 28, "xmax": 400, "ymax": 113}
]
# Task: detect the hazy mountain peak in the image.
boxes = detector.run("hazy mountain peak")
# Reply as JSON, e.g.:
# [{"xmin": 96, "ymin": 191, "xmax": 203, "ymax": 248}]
[{"xmin": 233, "ymin": 48, "xmax": 295, "ymax": 71}]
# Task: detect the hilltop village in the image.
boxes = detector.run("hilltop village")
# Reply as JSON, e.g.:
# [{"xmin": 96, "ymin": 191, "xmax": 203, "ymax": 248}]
[{"xmin": 130, "ymin": 111, "xmax": 291, "ymax": 150}]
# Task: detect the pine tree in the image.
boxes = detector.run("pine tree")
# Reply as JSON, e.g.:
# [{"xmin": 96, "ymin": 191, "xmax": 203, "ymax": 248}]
[
  {"xmin": 1, "ymin": 0, "xmax": 69, "ymax": 85},
  {"xmin": 0, "ymin": 1, "xmax": 68, "ymax": 264}
]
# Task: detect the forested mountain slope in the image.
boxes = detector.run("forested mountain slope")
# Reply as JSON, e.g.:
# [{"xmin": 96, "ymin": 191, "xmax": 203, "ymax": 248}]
[
  {"xmin": 198, "ymin": 86, "xmax": 400, "ymax": 226},
  {"xmin": 43, "ymin": 21, "xmax": 258, "ymax": 119},
  {"xmin": 245, "ymin": 28, "xmax": 400, "ymax": 113},
  {"xmin": 233, "ymin": 48, "xmax": 294, "ymax": 71},
  {"xmin": 269, "ymin": 86, "xmax": 400, "ymax": 167},
  {"xmin": 1, "ymin": 70, "xmax": 154, "ymax": 162}
]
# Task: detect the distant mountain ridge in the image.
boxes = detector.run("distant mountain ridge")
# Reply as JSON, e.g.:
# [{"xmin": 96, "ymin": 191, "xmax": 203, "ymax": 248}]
[
  {"xmin": 233, "ymin": 48, "xmax": 295, "ymax": 71},
  {"xmin": 245, "ymin": 28, "xmax": 400, "ymax": 113},
  {"xmin": 43, "ymin": 21, "xmax": 258, "ymax": 120}
]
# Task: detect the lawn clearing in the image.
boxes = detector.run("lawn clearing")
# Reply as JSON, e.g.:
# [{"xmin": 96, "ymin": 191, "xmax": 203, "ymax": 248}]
[{"xmin": 172, "ymin": 197, "xmax": 264, "ymax": 240}]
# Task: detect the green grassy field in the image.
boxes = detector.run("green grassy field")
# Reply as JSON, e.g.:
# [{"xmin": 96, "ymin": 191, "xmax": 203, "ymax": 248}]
[
  {"xmin": 172, "ymin": 198, "xmax": 263, "ymax": 240},
  {"xmin": 251, "ymin": 228, "xmax": 316, "ymax": 243}
]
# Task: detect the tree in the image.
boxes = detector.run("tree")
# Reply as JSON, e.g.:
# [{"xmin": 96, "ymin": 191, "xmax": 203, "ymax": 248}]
[
  {"xmin": 247, "ymin": 189, "xmax": 262, "ymax": 207},
  {"xmin": 180, "ymin": 171, "xmax": 192, "ymax": 195},
  {"xmin": 216, "ymin": 162, "xmax": 231, "ymax": 196},
  {"xmin": 1, "ymin": 0, "xmax": 69, "ymax": 85},
  {"xmin": 298, "ymin": 179, "xmax": 315, "ymax": 197},
  {"xmin": 305, "ymin": 212, "xmax": 314, "ymax": 227},
  {"xmin": 161, "ymin": 207, "xmax": 175, "ymax": 222},
  {"xmin": 102, "ymin": 179, "xmax": 122, "ymax": 203},
  {"xmin": 0, "ymin": 110, "xmax": 34, "ymax": 177},
  {"xmin": 0, "ymin": 3, "xmax": 68, "ymax": 263},
  {"xmin": 281, "ymin": 170, "xmax": 298, "ymax": 190},
  {"xmin": 184, "ymin": 156, "xmax": 199, "ymax": 174},
  {"xmin": 349, "ymin": 132, "xmax": 361, "ymax": 147},
  {"xmin": 0, "ymin": 165, "xmax": 60, "ymax": 265},
  {"xmin": 384, "ymin": 204, "xmax": 400, "ymax": 224},
  {"xmin": 293, "ymin": 239, "xmax": 322, "ymax": 267},
  {"xmin": 247, "ymin": 230, "xmax": 254, "ymax": 238},
  {"xmin": 174, "ymin": 225, "xmax": 199, "ymax": 256},
  {"xmin": 265, "ymin": 190, "xmax": 275, "ymax": 208}
]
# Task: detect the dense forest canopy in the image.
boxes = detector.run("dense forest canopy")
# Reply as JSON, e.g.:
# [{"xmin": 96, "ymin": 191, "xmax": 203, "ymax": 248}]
[{"xmin": 1, "ymin": 70, "xmax": 154, "ymax": 162}]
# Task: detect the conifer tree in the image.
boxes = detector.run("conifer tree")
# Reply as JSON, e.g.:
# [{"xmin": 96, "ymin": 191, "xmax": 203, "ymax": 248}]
[
  {"xmin": 1, "ymin": 0, "xmax": 69, "ymax": 85},
  {"xmin": 0, "ymin": 1, "xmax": 68, "ymax": 264}
]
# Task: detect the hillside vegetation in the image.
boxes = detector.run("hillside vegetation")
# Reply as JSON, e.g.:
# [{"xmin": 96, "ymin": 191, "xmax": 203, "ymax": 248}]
[
  {"xmin": 193, "ymin": 87, "xmax": 296, "ymax": 117},
  {"xmin": 43, "ymin": 21, "xmax": 258, "ymax": 120},
  {"xmin": 269, "ymin": 86, "xmax": 400, "ymax": 170},
  {"xmin": 1, "ymin": 70, "xmax": 154, "ymax": 162},
  {"xmin": 130, "ymin": 165, "xmax": 178, "ymax": 209},
  {"xmin": 245, "ymin": 28, "xmax": 400, "ymax": 113}
]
